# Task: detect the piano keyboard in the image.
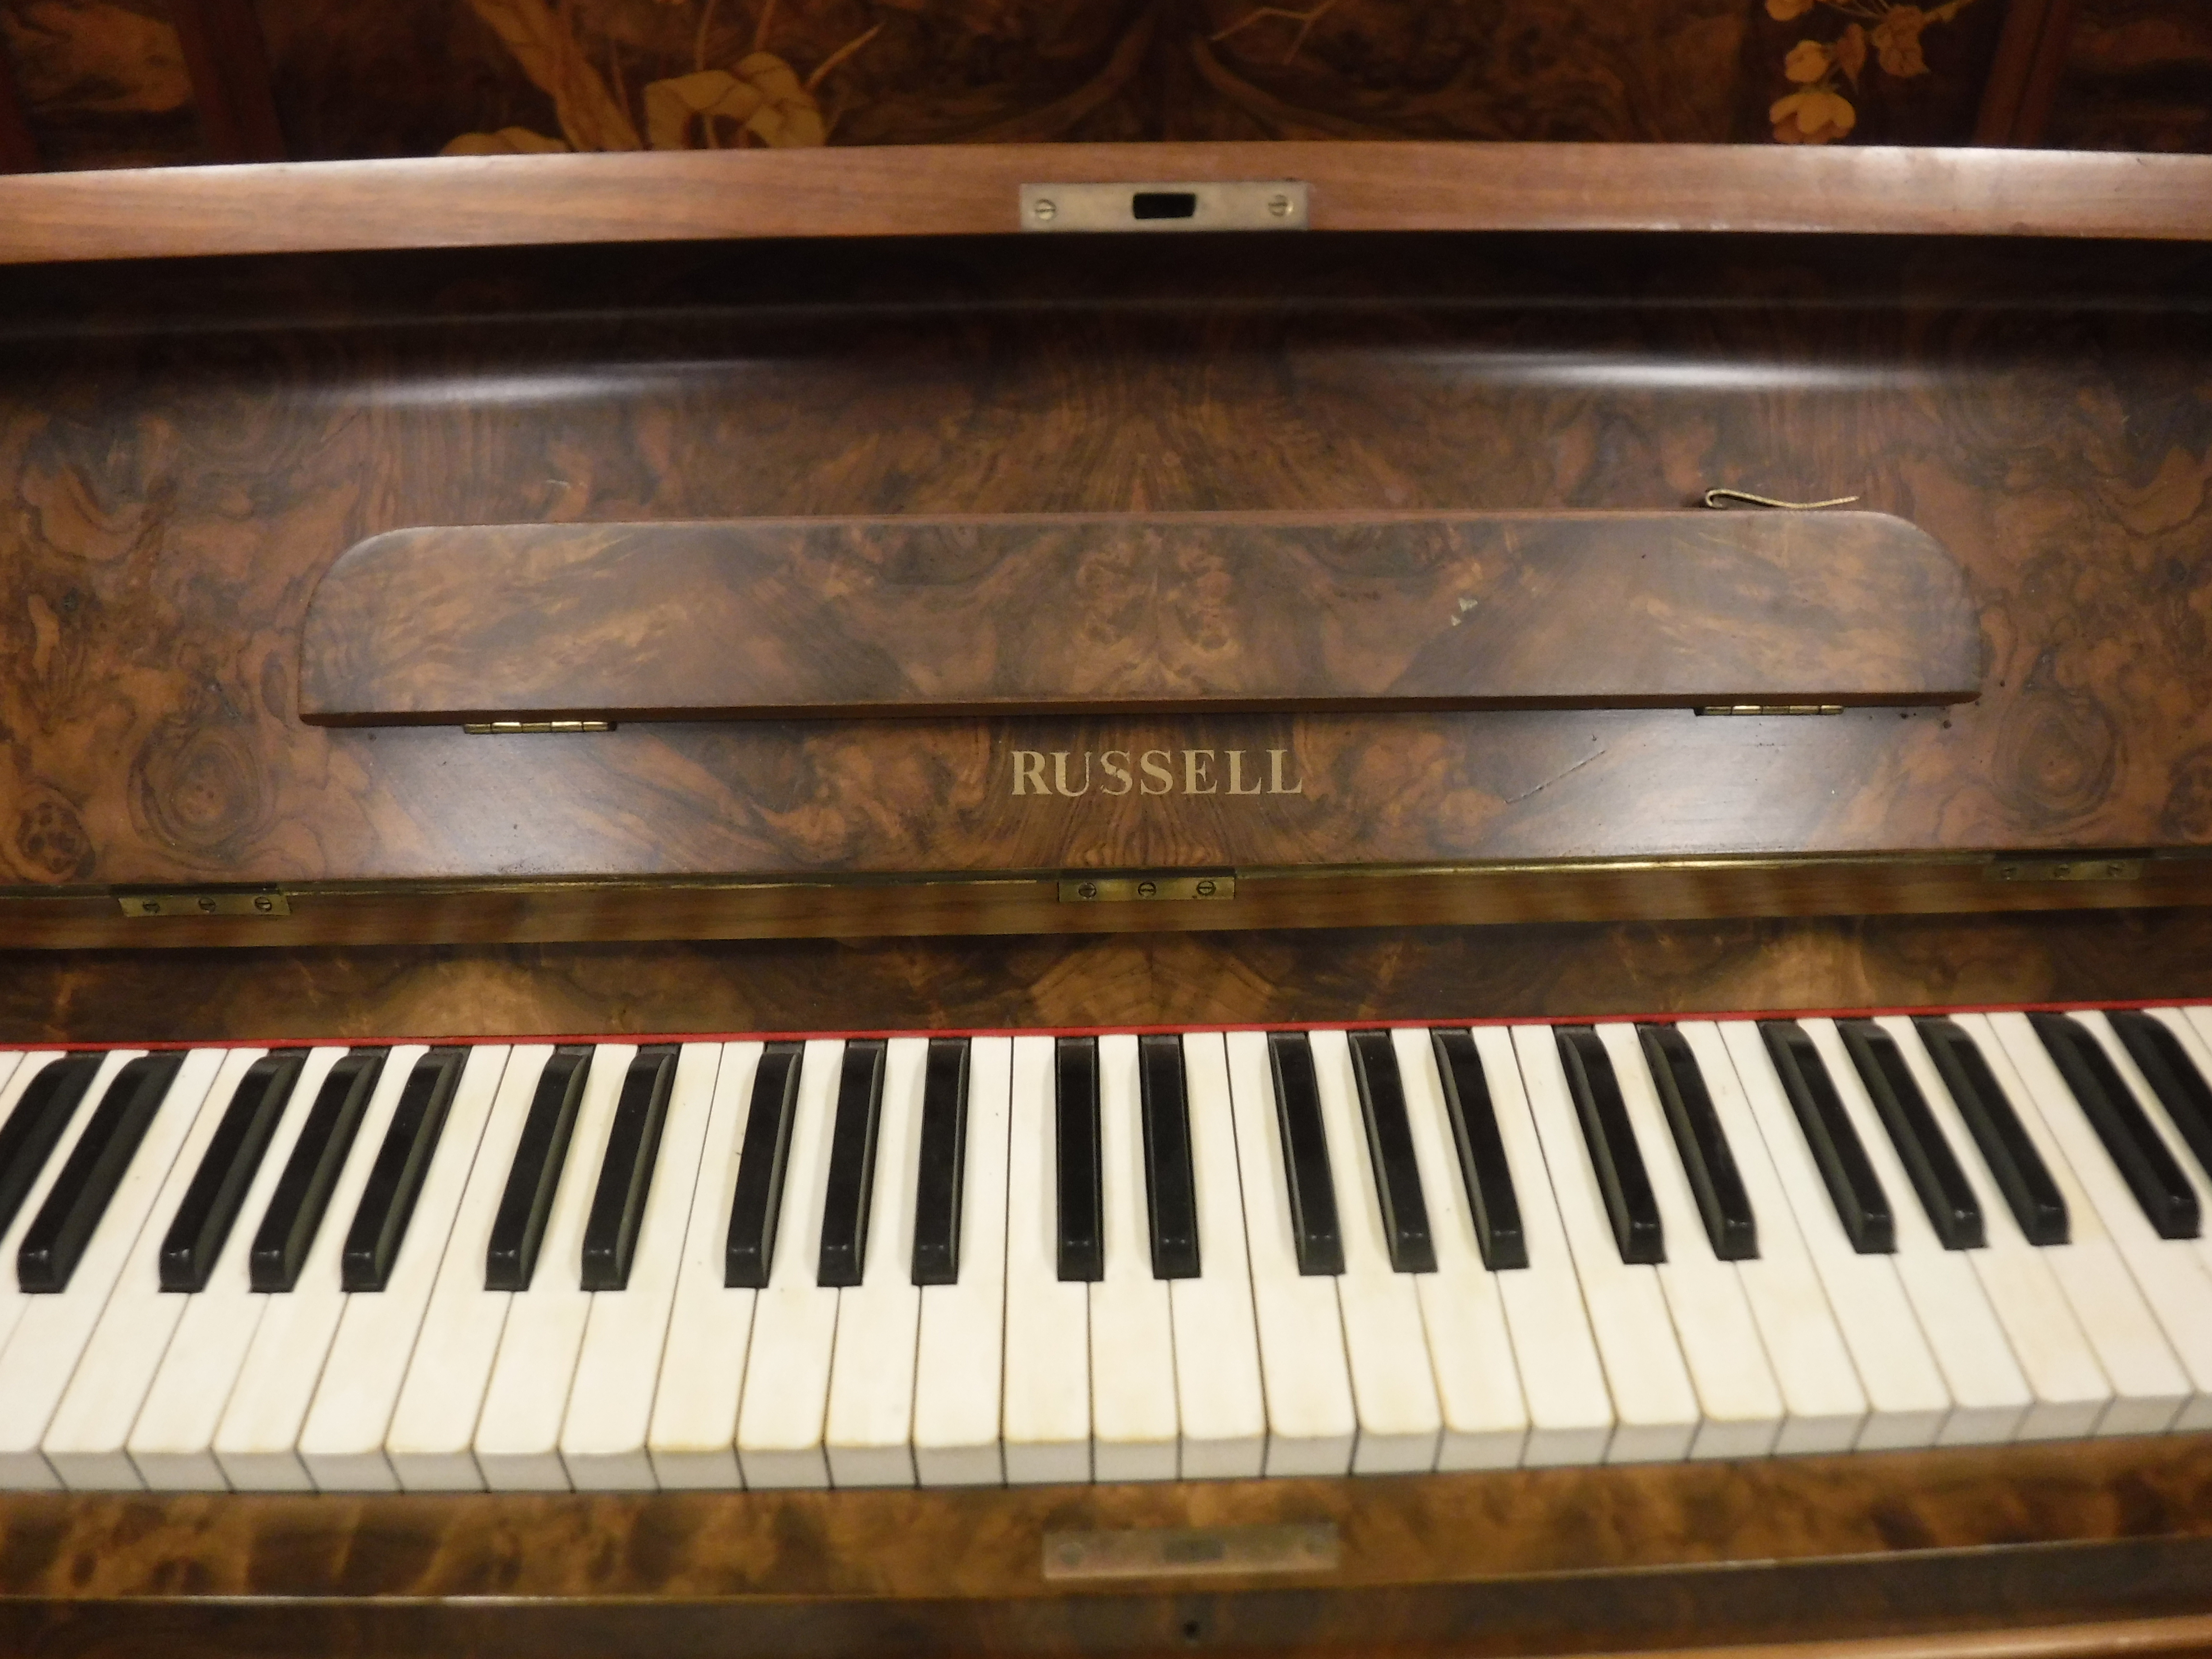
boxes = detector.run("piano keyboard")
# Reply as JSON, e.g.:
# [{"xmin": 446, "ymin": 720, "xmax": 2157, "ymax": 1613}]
[{"xmin": 0, "ymin": 1008, "xmax": 2209, "ymax": 1494}]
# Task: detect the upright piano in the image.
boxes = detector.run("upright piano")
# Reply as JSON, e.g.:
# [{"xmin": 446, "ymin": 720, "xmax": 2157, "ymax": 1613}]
[{"xmin": 3, "ymin": 136, "xmax": 2212, "ymax": 1656}]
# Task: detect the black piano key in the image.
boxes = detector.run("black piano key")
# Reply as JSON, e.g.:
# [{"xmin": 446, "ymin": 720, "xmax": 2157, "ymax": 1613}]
[
  {"xmin": 1347, "ymin": 1030, "xmax": 1435, "ymax": 1274},
  {"xmin": 484, "ymin": 1046, "xmax": 592, "ymax": 1292},
  {"xmin": 1055, "ymin": 1036, "xmax": 1105, "ymax": 1284},
  {"xmin": 160, "ymin": 1050, "xmax": 306, "ymax": 1293},
  {"xmin": 250, "ymin": 1048, "xmax": 387, "ymax": 1292},
  {"xmin": 2031, "ymin": 1012, "xmax": 2200, "ymax": 1240},
  {"xmin": 1139, "ymin": 1033, "xmax": 1201, "ymax": 1281},
  {"xmin": 1637, "ymin": 1024, "xmax": 1756, "ymax": 1261},
  {"xmin": 2108, "ymin": 1010, "xmax": 2212, "ymax": 1187},
  {"xmin": 1267, "ymin": 1031, "xmax": 1344, "ymax": 1276},
  {"xmin": 1839, "ymin": 1021, "xmax": 1984, "ymax": 1251},
  {"xmin": 340, "ymin": 1046, "xmax": 466, "ymax": 1292},
  {"xmin": 1556, "ymin": 1027, "xmax": 1664, "ymax": 1265},
  {"xmin": 817, "ymin": 1040, "xmax": 888, "ymax": 1289},
  {"xmin": 725, "ymin": 1042, "xmax": 803, "ymax": 1288},
  {"xmin": 910, "ymin": 1038, "xmax": 970, "ymax": 1287},
  {"xmin": 19, "ymin": 1052, "xmax": 184, "ymax": 1294},
  {"xmin": 0, "ymin": 1054, "xmax": 104, "ymax": 1245},
  {"xmin": 1761, "ymin": 1022, "xmax": 1894, "ymax": 1254},
  {"xmin": 1429, "ymin": 1030, "xmax": 1526, "ymax": 1270},
  {"xmin": 580, "ymin": 1046, "xmax": 678, "ymax": 1292},
  {"xmin": 1915, "ymin": 1018, "xmax": 2068, "ymax": 1247}
]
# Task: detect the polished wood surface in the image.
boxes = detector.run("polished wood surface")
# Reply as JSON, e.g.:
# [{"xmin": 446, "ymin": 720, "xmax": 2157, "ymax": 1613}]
[
  {"xmin": 0, "ymin": 1437, "xmax": 2199, "ymax": 1600},
  {"xmin": 9, "ymin": 144, "xmax": 2212, "ymax": 265},
  {"xmin": 9, "ymin": 855, "xmax": 2211, "ymax": 951},
  {"xmin": 300, "ymin": 511, "xmax": 1977, "ymax": 725},
  {"xmin": 10, "ymin": 909, "xmax": 2212, "ymax": 1046},
  {"xmin": 1, "ymin": 228, "xmax": 2206, "ymax": 916}
]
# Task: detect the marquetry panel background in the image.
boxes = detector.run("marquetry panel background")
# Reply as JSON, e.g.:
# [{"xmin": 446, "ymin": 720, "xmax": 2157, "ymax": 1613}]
[{"xmin": 0, "ymin": 0, "xmax": 2206, "ymax": 172}]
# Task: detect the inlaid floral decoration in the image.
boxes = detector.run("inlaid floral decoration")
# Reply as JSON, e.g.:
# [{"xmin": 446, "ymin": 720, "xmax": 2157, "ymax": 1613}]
[
  {"xmin": 1765, "ymin": 0, "xmax": 1976, "ymax": 144},
  {"xmin": 444, "ymin": 0, "xmax": 879, "ymax": 154}
]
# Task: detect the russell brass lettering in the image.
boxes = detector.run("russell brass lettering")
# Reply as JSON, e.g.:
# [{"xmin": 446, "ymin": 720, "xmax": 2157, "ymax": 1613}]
[{"xmin": 1012, "ymin": 749, "xmax": 1304, "ymax": 798}]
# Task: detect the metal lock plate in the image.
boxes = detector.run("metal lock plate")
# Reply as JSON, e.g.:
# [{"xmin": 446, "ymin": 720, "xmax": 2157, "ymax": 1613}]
[{"xmin": 1020, "ymin": 181, "xmax": 1308, "ymax": 232}]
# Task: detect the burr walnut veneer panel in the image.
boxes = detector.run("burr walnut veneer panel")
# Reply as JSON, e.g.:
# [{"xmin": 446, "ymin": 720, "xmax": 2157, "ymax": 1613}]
[
  {"xmin": 4, "ymin": 230, "xmax": 2211, "ymax": 919},
  {"xmin": 297, "ymin": 511, "xmax": 1976, "ymax": 723}
]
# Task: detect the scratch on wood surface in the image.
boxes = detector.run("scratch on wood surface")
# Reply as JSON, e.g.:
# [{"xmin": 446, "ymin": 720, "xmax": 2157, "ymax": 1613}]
[{"xmin": 1503, "ymin": 747, "xmax": 1605, "ymax": 805}]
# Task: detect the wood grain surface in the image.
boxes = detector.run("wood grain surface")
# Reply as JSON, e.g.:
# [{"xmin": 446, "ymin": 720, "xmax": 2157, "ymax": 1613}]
[
  {"xmin": 0, "ymin": 1436, "xmax": 2200, "ymax": 1602},
  {"xmin": 10, "ymin": 907, "xmax": 2212, "ymax": 1046},
  {"xmin": 6, "ymin": 144, "xmax": 2212, "ymax": 265},
  {"xmin": 298, "ymin": 511, "xmax": 1977, "ymax": 724},
  {"xmin": 2, "ymin": 229, "xmax": 2207, "ymax": 908},
  {"xmin": 0, "ymin": 1437, "xmax": 2196, "ymax": 1655}
]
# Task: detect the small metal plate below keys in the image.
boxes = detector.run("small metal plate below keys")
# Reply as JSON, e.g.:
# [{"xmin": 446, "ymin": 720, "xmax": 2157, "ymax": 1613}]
[
  {"xmin": 1020, "ymin": 181, "xmax": 1308, "ymax": 232},
  {"xmin": 1042, "ymin": 1522, "xmax": 1339, "ymax": 1582}
]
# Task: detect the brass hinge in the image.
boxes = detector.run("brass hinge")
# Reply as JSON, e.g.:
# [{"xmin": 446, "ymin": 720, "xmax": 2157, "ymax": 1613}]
[
  {"xmin": 462, "ymin": 720, "xmax": 614, "ymax": 734},
  {"xmin": 1697, "ymin": 705, "xmax": 1844, "ymax": 717},
  {"xmin": 1984, "ymin": 857, "xmax": 2143, "ymax": 883},
  {"xmin": 118, "ymin": 890, "xmax": 290, "ymax": 918},
  {"xmin": 1058, "ymin": 874, "xmax": 1235, "ymax": 903}
]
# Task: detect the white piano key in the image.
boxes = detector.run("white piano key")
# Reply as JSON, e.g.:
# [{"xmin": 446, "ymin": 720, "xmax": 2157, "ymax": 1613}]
[
  {"xmin": 2, "ymin": 1047, "xmax": 225, "ymax": 1489},
  {"xmin": 1168, "ymin": 1034, "xmax": 1265, "ymax": 1479},
  {"xmin": 214, "ymin": 1044, "xmax": 427, "ymax": 1491},
  {"xmin": 0, "ymin": 1053, "xmax": 22, "ymax": 1104},
  {"xmin": 1597, "ymin": 1023, "xmax": 1783, "ymax": 1459},
  {"xmin": 1677, "ymin": 1022, "xmax": 1866, "ymax": 1454},
  {"xmin": 43, "ymin": 1047, "xmax": 268, "ymax": 1490},
  {"xmin": 298, "ymin": 1045, "xmax": 513, "ymax": 1491},
  {"xmin": 559, "ymin": 1042, "xmax": 721, "ymax": 1490},
  {"xmin": 1511, "ymin": 1026, "xmax": 1697, "ymax": 1464},
  {"xmin": 1716, "ymin": 1021, "xmax": 1950, "ymax": 1450},
  {"xmin": 647, "ymin": 1042, "xmax": 765, "ymax": 1490},
  {"xmin": 1309, "ymin": 1028, "xmax": 1441, "ymax": 1474},
  {"xmin": 1984, "ymin": 1011, "xmax": 2212, "ymax": 1431},
  {"xmin": 2179, "ymin": 1007, "xmax": 2212, "ymax": 1097},
  {"xmin": 1798, "ymin": 1020, "xmax": 2032, "ymax": 1446},
  {"xmin": 0, "ymin": 1050, "xmax": 133, "ymax": 1377},
  {"xmin": 1223, "ymin": 1030, "xmax": 1354, "ymax": 1476},
  {"xmin": 1457, "ymin": 1026, "xmax": 1618, "ymax": 1467},
  {"xmin": 128, "ymin": 1046, "xmax": 347, "ymax": 1491},
  {"xmin": 2076, "ymin": 1010, "xmax": 2212, "ymax": 1286},
  {"xmin": 1875, "ymin": 1017, "xmax": 2116, "ymax": 1441},
  {"xmin": 824, "ymin": 1037, "xmax": 928, "ymax": 1488},
  {"xmin": 385, "ymin": 1044, "xmax": 555, "ymax": 1491},
  {"xmin": 735, "ymin": 1038, "xmax": 844, "ymax": 1489},
  {"xmin": 1089, "ymin": 1033, "xmax": 1179, "ymax": 1482},
  {"xmin": 470, "ymin": 1043, "xmax": 633, "ymax": 1491},
  {"xmin": 1002, "ymin": 1034, "xmax": 1091, "ymax": 1484},
  {"xmin": 1390, "ymin": 1029, "xmax": 1534, "ymax": 1470},
  {"xmin": 912, "ymin": 1036, "xmax": 1012, "ymax": 1488},
  {"xmin": 0, "ymin": 1048, "xmax": 219, "ymax": 1489},
  {"xmin": 1943, "ymin": 1019, "xmax": 2185, "ymax": 1437}
]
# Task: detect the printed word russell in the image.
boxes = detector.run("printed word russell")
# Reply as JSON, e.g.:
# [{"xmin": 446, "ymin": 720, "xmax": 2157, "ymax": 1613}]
[{"xmin": 1010, "ymin": 749, "xmax": 1305, "ymax": 797}]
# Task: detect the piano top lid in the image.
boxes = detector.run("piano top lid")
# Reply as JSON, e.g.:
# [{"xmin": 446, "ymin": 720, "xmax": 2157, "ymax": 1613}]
[
  {"xmin": 6, "ymin": 144, "xmax": 2212, "ymax": 268},
  {"xmin": 295, "ymin": 510, "xmax": 1980, "ymax": 727}
]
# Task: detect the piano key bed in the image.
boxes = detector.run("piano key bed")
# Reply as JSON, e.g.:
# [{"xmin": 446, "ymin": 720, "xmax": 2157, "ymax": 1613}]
[{"xmin": 0, "ymin": 1006, "xmax": 2210, "ymax": 1495}]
